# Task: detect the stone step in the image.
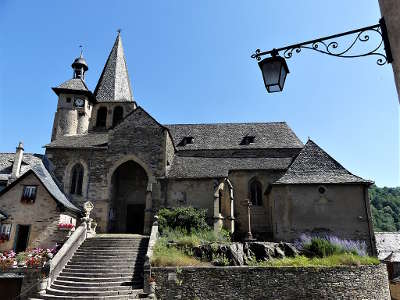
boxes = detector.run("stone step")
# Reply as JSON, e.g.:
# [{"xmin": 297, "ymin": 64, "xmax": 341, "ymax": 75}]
[
  {"xmin": 68, "ymin": 259, "xmax": 144, "ymax": 265},
  {"xmin": 68, "ymin": 258, "xmax": 144, "ymax": 264},
  {"xmin": 71, "ymin": 253, "xmax": 145, "ymax": 258},
  {"xmin": 34, "ymin": 293, "xmax": 143, "ymax": 300},
  {"xmin": 76, "ymin": 248, "xmax": 146, "ymax": 253},
  {"xmin": 46, "ymin": 287, "xmax": 141, "ymax": 297},
  {"xmin": 50, "ymin": 283, "xmax": 136, "ymax": 291},
  {"xmin": 57, "ymin": 275, "xmax": 137, "ymax": 282},
  {"xmin": 62, "ymin": 268, "xmax": 142, "ymax": 274},
  {"xmin": 85, "ymin": 238, "xmax": 148, "ymax": 243},
  {"xmin": 67, "ymin": 263, "xmax": 144, "ymax": 269},
  {"xmin": 53, "ymin": 279, "xmax": 142, "ymax": 288},
  {"xmin": 59, "ymin": 271, "xmax": 138, "ymax": 278},
  {"xmin": 75, "ymin": 250, "xmax": 146, "ymax": 256},
  {"xmin": 83, "ymin": 239, "xmax": 148, "ymax": 242},
  {"xmin": 80, "ymin": 245, "xmax": 148, "ymax": 250}
]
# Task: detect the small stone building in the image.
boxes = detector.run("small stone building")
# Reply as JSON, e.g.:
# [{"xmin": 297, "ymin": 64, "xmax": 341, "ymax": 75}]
[
  {"xmin": 0, "ymin": 33, "xmax": 376, "ymax": 253},
  {"xmin": 375, "ymin": 232, "xmax": 400, "ymax": 299},
  {"xmin": 0, "ymin": 143, "xmax": 79, "ymax": 252}
]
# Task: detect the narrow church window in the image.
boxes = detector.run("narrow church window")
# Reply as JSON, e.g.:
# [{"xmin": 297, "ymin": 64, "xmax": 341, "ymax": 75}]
[
  {"xmin": 96, "ymin": 107, "xmax": 107, "ymax": 127},
  {"xmin": 70, "ymin": 164, "xmax": 84, "ymax": 195},
  {"xmin": 21, "ymin": 185, "xmax": 37, "ymax": 203},
  {"xmin": 218, "ymin": 190, "xmax": 222, "ymax": 214},
  {"xmin": 250, "ymin": 180, "xmax": 262, "ymax": 206},
  {"xmin": 112, "ymin": 106, "xmax": 124, "ymax": 126}
]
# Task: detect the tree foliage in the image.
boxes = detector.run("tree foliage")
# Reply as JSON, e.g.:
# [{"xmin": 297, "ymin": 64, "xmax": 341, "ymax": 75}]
[
  {"xmin": 370, "ymin": 185, "xmax": 400, "ymax": 232},
  {"xmin": 157, "ymin": 206, "xmax": 210, "ymax": 233}
]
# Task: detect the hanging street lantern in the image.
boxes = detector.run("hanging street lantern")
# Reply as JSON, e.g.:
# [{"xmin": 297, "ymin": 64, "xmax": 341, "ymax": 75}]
[
  {"xmin": 258, "ymin": 53, "xmax": 289, "ymax": 93},
  {"xmin": 252, "ymin": 18, "xmax": 393, "ymax": 93}
]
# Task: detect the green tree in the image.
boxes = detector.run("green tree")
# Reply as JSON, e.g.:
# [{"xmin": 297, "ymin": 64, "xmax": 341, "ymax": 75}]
[{"xmin": 369, "ymin": 185, "xmax": 400, "ymax": 231}]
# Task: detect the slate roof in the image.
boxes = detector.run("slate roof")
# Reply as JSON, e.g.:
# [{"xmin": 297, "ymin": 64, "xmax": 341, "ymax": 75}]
[
  {"xmin": 375, "ymin": 232, "xmax": 400, "ymax": 262},
  {"xmin": 0, "ymin": 153, "xmax": 80, "ymax": 213},
  {"xmin": 93, "ymin": 33, "xmax": 134, "ymax": 102},
  {"xmin": 167, "ymin": 156, "xmax": 292, "ymax": 178},
  {"xmin": 56, "ymin": 78, "xmax": 89, "ymax": 91},
  {"xmin": 274, "ymin": 139, "xmax": 372, "ymax": 185},
  {"xmin": 45, "ymin": 133, "xmax": 109, "ymax": 149},
  {"xmin": 165, "ymin": 122, "xmax": 303, "ymax": 150}
]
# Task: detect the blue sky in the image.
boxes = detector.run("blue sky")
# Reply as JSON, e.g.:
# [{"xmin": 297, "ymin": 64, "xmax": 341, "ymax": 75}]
[{"xmin": 0, "ymin": 0, "xmax": 398, "ymax": 187}]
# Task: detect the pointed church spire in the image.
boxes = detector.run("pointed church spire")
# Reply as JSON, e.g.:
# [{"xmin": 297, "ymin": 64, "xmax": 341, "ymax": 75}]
[{"xmin": 93, "ymin": 32, "xmax": 134, "ymax": 102}]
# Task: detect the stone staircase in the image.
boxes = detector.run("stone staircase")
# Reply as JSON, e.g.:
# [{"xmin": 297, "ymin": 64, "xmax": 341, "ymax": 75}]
[{"xmin": 36, "ymin": 234, "xmax": 149, "ymax": 299}]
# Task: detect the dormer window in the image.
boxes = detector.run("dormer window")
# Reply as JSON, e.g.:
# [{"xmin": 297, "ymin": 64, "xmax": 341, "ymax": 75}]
[
  {"xmin": 240, "ymin": 136, "xmax": 255, "ymax": 145},
  {"xmin": 178, "ymin": 136, "xmax": 194, "ymax": 147}
]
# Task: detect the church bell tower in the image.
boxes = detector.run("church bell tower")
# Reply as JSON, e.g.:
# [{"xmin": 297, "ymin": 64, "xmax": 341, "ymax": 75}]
[{"xmin": 51, "ymin": 51, "xmax": 94, "ymax": 141}]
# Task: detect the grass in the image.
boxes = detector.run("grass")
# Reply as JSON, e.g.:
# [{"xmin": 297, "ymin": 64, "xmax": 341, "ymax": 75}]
[
  {"xmin": 161, "ymin": 228, "xmax": 231, "ymax": 248},
  {"xmin": 247, "ymin": 254, "xmax": 380, "ymax": 267},
  {"xmin": 151, "ymin": 238, "xmax": 206, "ymax": 267},
  {"xmin": 151, "ymin": 228, "xmax": 230, "ymax": 267}
]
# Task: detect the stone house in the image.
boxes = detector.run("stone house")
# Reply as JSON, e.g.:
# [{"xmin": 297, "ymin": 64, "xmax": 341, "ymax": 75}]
[
  {"xmin": 0, "ymin": 33, "xmax": 376, "ymax": 253},
  {"xmin": 0, "ymin": 143, "xmax": 79, "ymax": 252}
]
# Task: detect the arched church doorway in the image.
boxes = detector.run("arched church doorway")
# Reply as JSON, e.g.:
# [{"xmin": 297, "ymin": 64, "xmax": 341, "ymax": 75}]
[{"xmin": 109, "ymin": 160, "xmax": 148, "ymax": 234}]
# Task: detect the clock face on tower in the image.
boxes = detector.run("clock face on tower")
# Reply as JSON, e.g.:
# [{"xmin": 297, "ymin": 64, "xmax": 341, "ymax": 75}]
[{"xmin": 74, "ymin": 98, "xmax": 85, "ymax": 108}]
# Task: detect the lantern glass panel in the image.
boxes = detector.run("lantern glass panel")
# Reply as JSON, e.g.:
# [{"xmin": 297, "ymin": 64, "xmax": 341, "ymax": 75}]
[{"xmin": 259, "ymin": 56, "xmax": 289, "ymax": 93}]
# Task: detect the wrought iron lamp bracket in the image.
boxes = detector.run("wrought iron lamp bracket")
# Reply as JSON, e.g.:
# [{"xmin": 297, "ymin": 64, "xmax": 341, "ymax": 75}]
[{"xmin": 252, "ymin": 18, "xmax": 393, "ymax": 66}]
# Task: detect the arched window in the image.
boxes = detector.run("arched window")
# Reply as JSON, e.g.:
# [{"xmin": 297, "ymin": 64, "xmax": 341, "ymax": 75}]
[
  {"xmin": 96, "ymin": 107, "xmax": 107, "ymax": 127},
  {"xmin": 250, "ymin": 179, "xmax": 262, "ymax": 206},
  {"xmin": 112, "ymin": 106, "xmax": 123, "ymax": 126},
  {"xmin": 70, "ymin": 164, "xmax": 84, "ymax": 195}
]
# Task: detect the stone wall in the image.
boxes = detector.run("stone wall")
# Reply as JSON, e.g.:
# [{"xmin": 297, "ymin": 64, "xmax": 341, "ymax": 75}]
[
  {"xmin": 271, "ymin": 184, "xmax": 375, "ymax": 253},
  {"xmin": 229, "ymin": 170, "xmax": 285, "ymax": 237},
  {"xmin": 152, "ymin": 264, "xmax": 390, "ymax": 300},
  {"xmin": 0, "ymin": 267, "xmax": 48, "ymax": 300}
]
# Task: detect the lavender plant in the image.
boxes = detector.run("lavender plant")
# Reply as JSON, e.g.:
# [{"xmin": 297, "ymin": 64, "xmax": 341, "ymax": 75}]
[{"xmin": 295, "ymin": 233, "xmax": 367, "ymax": 257}]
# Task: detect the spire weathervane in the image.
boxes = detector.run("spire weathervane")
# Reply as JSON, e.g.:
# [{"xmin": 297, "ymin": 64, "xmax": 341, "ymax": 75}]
[
  {"xmin": 117, "ymin": 28, "xmax": 121, "ymax": 34},
  {"xmin": 79, "ymin": 45, "xmax": 83, "ymax": 57}
]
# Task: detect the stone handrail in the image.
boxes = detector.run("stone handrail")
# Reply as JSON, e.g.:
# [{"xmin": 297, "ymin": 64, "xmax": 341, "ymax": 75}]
[
  {"xmin": 47, "ymin": 223, "xmax": 87, "ymax": 286},
  {"xmin": 143, "ymin": 217, "xmax": 159, "ymax": 294}
]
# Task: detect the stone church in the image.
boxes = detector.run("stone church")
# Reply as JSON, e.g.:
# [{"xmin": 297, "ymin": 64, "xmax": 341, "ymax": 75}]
[{"xmin": 0, "ymin": 33, "xmax": 376, "ymax": 253}]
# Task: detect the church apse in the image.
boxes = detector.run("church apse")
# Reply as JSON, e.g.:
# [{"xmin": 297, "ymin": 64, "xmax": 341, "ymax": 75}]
[{"xmin": 109, "ymin": 161, "xmax": 148, "ymax": 234}]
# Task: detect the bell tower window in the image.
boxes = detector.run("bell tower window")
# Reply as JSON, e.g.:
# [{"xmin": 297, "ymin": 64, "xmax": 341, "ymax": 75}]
[
  {"xmin": 96, "ymin": 107, "xmax": 107, "ymax": 128},
  {"xmin": 112, "ymin": 106, "xmax": 124, "ymax": 126},
  {"xmin": 70, "ymin": 164, "xmax": 84, "ymax": 195}
]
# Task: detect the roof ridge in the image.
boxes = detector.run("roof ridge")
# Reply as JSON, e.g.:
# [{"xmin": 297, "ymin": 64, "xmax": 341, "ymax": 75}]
[{"xmin": 164, "ymin": 121, "xmax": 288, "ymax": 126}]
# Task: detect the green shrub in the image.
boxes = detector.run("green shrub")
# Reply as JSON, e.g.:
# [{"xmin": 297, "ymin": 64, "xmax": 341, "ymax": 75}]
[
  {"xmin": 158, "ymin": 207, "xmax": 210, "ymax": 233},
  {"xmin": 303, "ymin": 237, "xmax": 342, "ymax": 258},
  {"xmin": 212, "ymin": 253, "xmax": 230, "ymax": 266}
]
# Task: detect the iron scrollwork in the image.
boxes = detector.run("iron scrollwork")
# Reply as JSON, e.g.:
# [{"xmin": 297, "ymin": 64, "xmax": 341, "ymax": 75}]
[{"xmin": 251, "ymin": 18, "xmax": 393, "ymax": 66}]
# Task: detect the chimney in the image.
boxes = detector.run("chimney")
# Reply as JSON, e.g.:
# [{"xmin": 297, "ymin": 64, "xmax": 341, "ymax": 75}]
[{"xmin": 10, "ymin": 142, "xmax": 24, "ymax": 180}]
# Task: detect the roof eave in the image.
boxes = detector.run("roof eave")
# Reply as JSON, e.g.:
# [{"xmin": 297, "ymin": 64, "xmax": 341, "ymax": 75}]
[{"xmin": 52, "ymin": 88, "xmax": 95, "ymax": 103}]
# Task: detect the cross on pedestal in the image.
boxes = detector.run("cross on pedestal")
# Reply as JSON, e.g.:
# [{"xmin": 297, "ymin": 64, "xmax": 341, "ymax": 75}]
[{"xmin": 241, "ymin": 199, "xmax": 256, "ymax": 241}]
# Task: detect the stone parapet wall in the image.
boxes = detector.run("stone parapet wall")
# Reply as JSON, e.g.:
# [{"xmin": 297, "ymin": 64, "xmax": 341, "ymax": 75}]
[
  {"xmin": 152, "ymin": 264, "xmax": 390, "ymax": 300},
  {"xmin": 0, "ymin": 267, "xmax": 48, "ymax": 300}
]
